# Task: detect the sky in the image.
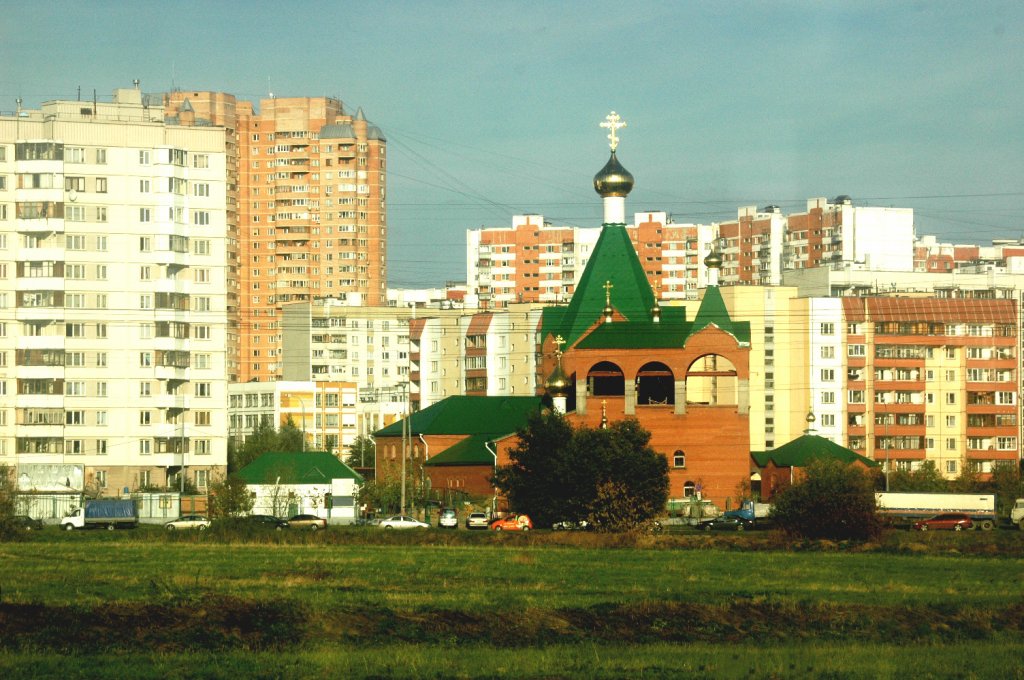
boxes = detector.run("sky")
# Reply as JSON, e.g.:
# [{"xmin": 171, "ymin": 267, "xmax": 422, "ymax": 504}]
[{"xmin": 2, "ymin": 1, "xmax": 1023, "ymax": 287}]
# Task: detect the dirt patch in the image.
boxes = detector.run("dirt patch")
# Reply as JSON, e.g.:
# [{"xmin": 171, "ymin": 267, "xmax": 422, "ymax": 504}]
[{"xmin": 2, "ymin": 598, "xmax": 1021, "ymax": 652}]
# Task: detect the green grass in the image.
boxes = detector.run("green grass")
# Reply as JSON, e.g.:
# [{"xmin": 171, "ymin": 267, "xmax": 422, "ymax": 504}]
[{"xmin": 0, "ymin": 529, "xmax": 1022, "ymax": 678}]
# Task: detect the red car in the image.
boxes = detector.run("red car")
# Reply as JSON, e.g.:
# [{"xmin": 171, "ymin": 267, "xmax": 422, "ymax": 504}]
[
  {"xmin": 912, "ymin": 513, "xmax": 973, "ymax": 532},
  {"xmin": 490, "ymin": 514, "xmax": 533, "ymax": 532}
]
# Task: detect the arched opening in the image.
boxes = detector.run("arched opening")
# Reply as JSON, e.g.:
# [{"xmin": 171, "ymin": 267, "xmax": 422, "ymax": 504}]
[
  {"xmin": 672, "ymin": 450, "xmax": 685, "ymax": 468},
  {"xmin": 685, "ymin": 354, "xmax": 738, "ymax": 406},
  {"xmin": 683, "ymin": 481, "xmax": 696, "ymax": 498},
  {"xmin": 750, "ymin": 472, "xmax": 762, "ymax": 501},
  {"xmin": 587, "ymin": 361, "xmax": 624, "ymax": 397},
  {"xmin": 636, "ymin": 361, "xmax": 674, "ymax": 406},
  {"xmin": 565, "ymin": 371, "xmax": 577, "ymax": 413}
]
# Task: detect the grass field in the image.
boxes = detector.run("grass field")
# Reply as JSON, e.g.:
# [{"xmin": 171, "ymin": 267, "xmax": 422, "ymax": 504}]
[{"xmin": 0, "ymin": 527, "xmax": 1022, "ymax": 678}]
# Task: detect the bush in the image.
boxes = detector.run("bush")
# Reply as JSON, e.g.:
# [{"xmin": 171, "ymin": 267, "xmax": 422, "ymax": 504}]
[{"xmin": 772, "ymin": 459, "xmax": 882, "ymax": 541}]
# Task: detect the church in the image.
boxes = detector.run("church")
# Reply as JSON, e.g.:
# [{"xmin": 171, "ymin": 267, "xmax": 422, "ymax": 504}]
[{"xmin": 537, "ymin": 113, "xmax": 752, "ymax": 509}]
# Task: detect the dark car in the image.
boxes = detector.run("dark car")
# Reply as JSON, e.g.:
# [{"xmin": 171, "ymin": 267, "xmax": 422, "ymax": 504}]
[
  {"xmin": 14, "ymin": 515, "xmax": 44, "ymax": 531},
  {"xmin": 245, "ymin": 514, "xmax": 290, "ymax": 530},
  {"xmin": 701, "ymin": 516, "xmax": 753, "ymax": 532},
  {"xmin": 912, "ymin": 513, "xmax": 973, "ymax": 531},
  {"xmin": 287, "ymin": 514, "xmax": 328, "ymax": 531}
]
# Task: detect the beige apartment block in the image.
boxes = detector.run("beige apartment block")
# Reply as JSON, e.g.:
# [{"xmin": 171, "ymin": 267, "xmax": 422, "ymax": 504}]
[
  {"xmin": 164, "ymin": 92, "xmax": 387, "ymax": 383},
  {"xmin": 0, "ymin": 87, "xmax": 231, "ymax": 497}
]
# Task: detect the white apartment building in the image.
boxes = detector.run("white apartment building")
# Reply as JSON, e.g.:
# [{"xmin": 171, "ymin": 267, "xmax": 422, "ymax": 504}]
[
  {"xmin": 0, "ymin": 87, "xmax": 230, "ymax": 496},
  {"xmin": 228, "ymin": 380, "xmax": 358, "ymax": 455}
]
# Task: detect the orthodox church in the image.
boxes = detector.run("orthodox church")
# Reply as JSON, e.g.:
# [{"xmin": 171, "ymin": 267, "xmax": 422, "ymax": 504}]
[{"xmin": 538, "ymin": 113, "xmax": 752, "ymax": 509}]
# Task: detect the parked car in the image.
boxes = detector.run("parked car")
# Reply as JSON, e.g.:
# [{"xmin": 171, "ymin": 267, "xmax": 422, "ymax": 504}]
[
  {"xmin": 245, "ymin": 514, "xmax": 290, "ymax": 530},
  {"xmin": 14, "ymin": 515, "xmax": 44, "ymax": 531},
  {"xmin": 490, "ymin": 514, "xmax": 533, "ymax": 532},
  {"xmin": 438, "ymin": 508, "xmax": 458, "ymax": 529},
  {"xmin": 288, "ymin": 514, "xmax": 328, "ymax": 531},
  {"xmin": 912, "ymin": 513, "xmax": 973, "ymax": 531},
  {"xmin": 465, "ymin": 512, "xmax": 490, "ymax": 530},
  {"xmin": 700, "ymin": 516, "xmax": 753, "ymax": 532},
  {"xmin": 552, "ymin": 519, "xmax": 591, "ymax": 531},
  {"xmin": 165, "ymin": 515, "xmax": 212, "ymax": 531},
  {"xmin": 379, "ymin": 515, "xmax": 430, "ymax": 530}
]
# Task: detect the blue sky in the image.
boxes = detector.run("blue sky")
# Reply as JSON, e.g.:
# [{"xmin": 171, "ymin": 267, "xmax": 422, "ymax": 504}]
[{"xmin": 3, "ymin": 1, "xmax": 1022, "ymax": 286}]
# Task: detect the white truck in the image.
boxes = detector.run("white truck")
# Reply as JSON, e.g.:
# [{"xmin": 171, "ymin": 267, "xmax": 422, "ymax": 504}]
[
  {"xmin": 876, "ymin": 492, "xmax": 998, "ymax": 530},
  {"xmin": 1010, "ymin": 498, "xmax": 1024, "ymax": 530},
  {"xmin": 60, "ymin": 499, "xmax": 139, "ymax": 531}
]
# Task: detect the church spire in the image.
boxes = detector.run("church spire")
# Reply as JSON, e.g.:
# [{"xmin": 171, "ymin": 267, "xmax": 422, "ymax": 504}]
[{"xmin": 593, "ymin": 111, "xmax": 634, "ymax": 225}]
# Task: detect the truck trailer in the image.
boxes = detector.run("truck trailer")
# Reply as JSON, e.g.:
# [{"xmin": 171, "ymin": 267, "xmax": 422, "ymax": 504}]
[
  {"xmin": 60, "ymin": 499, "xmax": 139, "ymax": 531},
  {"xmin": 875, "ymin": 492, "xmax": 997, "ymax": 530}
]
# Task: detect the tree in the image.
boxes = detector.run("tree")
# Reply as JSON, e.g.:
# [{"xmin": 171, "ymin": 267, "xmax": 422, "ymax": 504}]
[
  {"xmin": 888, "ymin": 460, "xmax": 947, "ymax": 492},
  {"xmin": 0, "ymin": 466, "xmax": 22, "ymax": 541},
  {"xmin": 346, "ymin": 435, "xmax": 375, "ymax": 468},
  {"xmin": 989, "ymin": 463, "xmax": 1024, "ymax": 517},
  {"xmin": 228, "ymin": 419, "xmax": 309, "ymax": 473},
  {"xmin": 492, "ymin": 412, "xmax": 669, "ymax": 530},
  {"xmin": 771, "ymin": 459, "xmax": 882, "ymax": 541},
  {"xmin": 208, "ymin": 475, "xmax": 255, "ymax": 518}
]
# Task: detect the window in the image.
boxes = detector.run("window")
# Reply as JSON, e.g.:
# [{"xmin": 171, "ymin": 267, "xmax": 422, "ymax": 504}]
[
  {"xmin": 195, "ymin": 411, "xmax": 211, "ymax": 426},
  {"xmin": 96, "ymin": 440, "xmax": 107, "ymax": 455},
  {"xmin": 139, "ymin": 150, "xmax": 150, "ymax": 165},
  {"xmin": 946, "ymin": 416, "xmax": 956, "ymax": 427},
  {"xmin": 195, "ymin": 382, "xmax": 211, "ymax": 398},
  {"xmin": 95, "ymin": 470, "xmax": 107, "ymax": 488},
  {"xmin": 193, "ymin": 182, "xmax": 210, "ymax": 197},
  {"xmin": 193, "ymin": 154, "xmax": 209, "ymax": 169},
  {"xmin": 946, "ymin": 438, "xmax": 956, "ymax": 451},
  {"xmin": 820, "ymin": 346, "xmax": 835, "ymax": 359},
  {"xmin": 821, "ymin": 392, "xmax": 835, "ymax": 404},
  {"xmin": 673, "ymin": 450, "xmax": 685, "ymax": 468},
  {"xmin": 683, "ymin": 481, "xmax": 696, "ymax": 498},
  {"xmin": 193, "ymin": 240, "xmax": 210, "ymax": 256},
  {"xmin": 65, "ymin": 410, "xmax": 85, "ymax": 425},
  {"xmin": 139, "ymin": 440, "xmax": 151, "ymax": 455},
  {"xmin": 194, "ymin": 440, "xmax": 211, "ymax": 456},
  {"xmin": 193, "ymin": 325, "xmax": 211, "ymax": 340},
  {"xmin": 95, "ymin": 177, "xmax": 107, "ymax": 193},
  {"xmin": 820, "ymin": 369, "xmax": 835, "ymax": 382},
  {"xmin": 65, "ymin": 176, "xmax": 85, "ymax": 192},
  {"xmin": 139, "ymin": 237, "xmax": 151, "ymax": 252},
  {"xmin": 821, "ymin": 414, "xmax": 835, "ymax": 427},
  {"xmin": 96, "ymin": 206, "xmax": 107, "ymax": 222},
  {"xmin": 945, "ymin": 393, "xmax": 956, "ymax": 405},
  {"xmin": 193, "ymin": 211, "xmax": 210, "ymax": 226},
  {"xmin": 139, "ymin": 411, "xmax": 152, "ymax": 426},
  {"xmin": 139, "ymin": 352, "xmax": 152, "ymax": 367},
  {"xmin": 195, "ymin": 470, "xmax": 209, "ymax": 489},
  {"xmin": 946, "ymin": 460, "xmax": 957, "ymax": 474},
  {"xmin": 139, "ymin": 382, "xmax": 151, "ymax": 397},
  {"xmin": 820, "ymin": 322, "xmax": 835, "ymax": 335},
  {"xmin": 96, "ymin": 148, "xmax": 107, "ymax": 164}
]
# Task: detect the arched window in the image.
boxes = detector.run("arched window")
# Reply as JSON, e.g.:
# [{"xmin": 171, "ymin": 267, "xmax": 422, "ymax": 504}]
[
  {"xmin": 587, "ymin": 361, "xmax": 625, "ymax": 396},
  {"xmin": 683, "ymin": 481, "xmax": 696, "ymax": 497},
  {"xmin": 637, "ymin": 361, "xmax": 674, "ymax": 406},
  {"xmin": 673, "ymin": 450, "xmax": 685, "ymax": 468},
  {"xmin": 685, "ymin": 354, "xmax": 738, "ymax": 406}
]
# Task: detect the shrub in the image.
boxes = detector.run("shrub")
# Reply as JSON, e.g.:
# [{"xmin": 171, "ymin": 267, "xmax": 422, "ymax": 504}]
[{"xmin": 771, "ymin": 459, "xmax": 882, "ymax": 541}]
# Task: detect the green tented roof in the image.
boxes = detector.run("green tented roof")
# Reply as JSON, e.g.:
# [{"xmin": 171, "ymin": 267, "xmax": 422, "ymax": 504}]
[
  {"xmin": 752, "ymin": 434, "xmax": 878, "ymax": 468},
  {"xmin": 374, "ymin": 396, "xmax": 543, "ymax": 438},
  {"xmin": 423, "ymin": 434, "xmax": 497, "ymax": 467},
  {"xmin": 690, "ymin": 285, "xmax": 750, "ymax": 346},
  {"xmin": 541, "ymin": 224, "xmax": 656, "ymax": 347},
  {"xmin": 236, "ymin": 451, "xmax": 364, "ymax": 485},
  {"xmin": 574, "ymin": 308, "xmax": 689, "ymax": 349}
]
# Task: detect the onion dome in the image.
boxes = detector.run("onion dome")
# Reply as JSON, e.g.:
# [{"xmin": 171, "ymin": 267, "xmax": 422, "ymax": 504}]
[
  {"xmin": 545, "ymin": 361, "xmax": 571, "ymax": 399},
  {"xmin": 593, "ymin": 151, "xmax": 634, "ymax": 198},
  {"xmin": 703, "ymin": 250, "xmax": 723, "ymax": 269},
  {"xmin": 651, "ymin": 298, "xmax": 661, "ymax": 324}
]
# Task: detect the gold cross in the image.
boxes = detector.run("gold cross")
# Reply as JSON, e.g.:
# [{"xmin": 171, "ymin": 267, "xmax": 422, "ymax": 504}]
[
  {"xmin": 554, "ymin": 334, "xmax": 565, "ymax": 358},
  {"xmin": 600, "ymin": 111, "xmax": 626, "ymax": 151},
  {"xmin": 603, "ymin": 280, "xmax": 614, "ymax": 305}
]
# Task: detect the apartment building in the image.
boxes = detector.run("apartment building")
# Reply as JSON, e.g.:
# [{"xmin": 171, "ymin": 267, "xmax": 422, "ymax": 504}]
[
  {"xmin": 466, "ymin": 212, "xmax": 716, "ymax": 307},
  {"xmin": 0, "ymin": 87, "xmax": 230, "ymax": 495},
  {"xmin": 228, "ymin": 380, "xmax": 358, "ymax": 455},
  {"xmin": 164, "ymin": 92, "xmax": 387, "ymax": 383}
]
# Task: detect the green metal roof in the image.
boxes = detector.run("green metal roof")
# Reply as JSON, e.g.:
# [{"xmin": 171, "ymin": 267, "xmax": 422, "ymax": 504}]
[
  {"xmin": 752, "ymin": 434, "xmax": 878, "ymax": 468},
  {"xmin": 423, "ymin": 434, "xmax": 496, "ymax": 467},
  {"xmin": 573, "ymin": 307, "xmax": 690, "ymax": 349},
  {"xmin": 690, "ymin": 285, "xmax": 750, "ymax": 346},
  {"xmin": 235, "ymin": 451, "xmax": 364, "ymax": 485},
  {"xmin": 541, "ymin": 224, "xmax": 656, "ymax": 347},
  {"xmin": 374, "ymin": 396, "xmax": 544, "ymax": 438}
]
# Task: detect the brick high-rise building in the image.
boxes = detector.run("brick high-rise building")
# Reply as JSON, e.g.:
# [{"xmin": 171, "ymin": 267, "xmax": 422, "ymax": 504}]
[{"xmin": 165, "ymin": 93, "xmax": 387, "ymax": 382}]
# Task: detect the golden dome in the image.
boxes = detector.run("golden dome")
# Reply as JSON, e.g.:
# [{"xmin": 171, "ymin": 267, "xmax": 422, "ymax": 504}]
[
  {"xmin": 593, "ymin": 151, "xmax": 634, "ymax": 198},
  {"xmin": 545, "ymin": 363, "xmax": 571, "ymax": 398},
  {"xmin": 703, "ymin": 250, "xmax": 723, "ymax": 268}
]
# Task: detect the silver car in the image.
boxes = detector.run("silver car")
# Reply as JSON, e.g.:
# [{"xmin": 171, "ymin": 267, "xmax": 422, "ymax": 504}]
[
  {"xmin": 378, "ymin": 515, "xmax": 429, "ymax": 530},
  {"xmin": 165, "ymin": 514, "xmax": 212, "ymax": 531},
  {"xmin": 465, "ymin": 512, "xmax": 489, "ymax": 530}
]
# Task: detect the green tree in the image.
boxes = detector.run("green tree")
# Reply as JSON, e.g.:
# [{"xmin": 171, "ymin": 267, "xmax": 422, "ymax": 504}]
[
  {"xmin": 888, "ymin": 461, "xmax": 947, "ymax": 492},
  {"xmin": 771, "ymin": 459, "xmax": 882, "ymax": 541},
  {"xmin": 989, "ymin": 463, "xmax": 1024, "ymax": 517},
  {"xmin": 0, "ymin": 466, "xmax": 21, "ymax": 541},
  {"xmin": 228, "ymin": 419, "xmax": 308, "ymax": 473},
  {"xmin": 345, "ymin": 435, "xmax": 375, "ymax": 468},
  {"xmin": 493, "ymin": 412, "xmax": 669, "ymax": 530},
  {"xmin": 208, "ymin": 475, "xmax": 255, "ymax": 518},
  {"xmin": 949, "ymin": 461, "xmax": 981, "ymax": 493}
]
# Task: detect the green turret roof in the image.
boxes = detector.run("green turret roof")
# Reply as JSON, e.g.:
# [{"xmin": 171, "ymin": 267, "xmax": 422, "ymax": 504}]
[
  {"xmin": 752, "ymin": 434, "xmax": 878, "ymax": 468},
  {"xmin": 236, "ymin": 451, "xmax": 364, "ymax": 485},
  {"xmin": 690, "ymin": 285, "xmax": 750, "ymax": 346},
  {"xmin": 541, "ymin": 224, "xmax": 656, "ymax": 347}
]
